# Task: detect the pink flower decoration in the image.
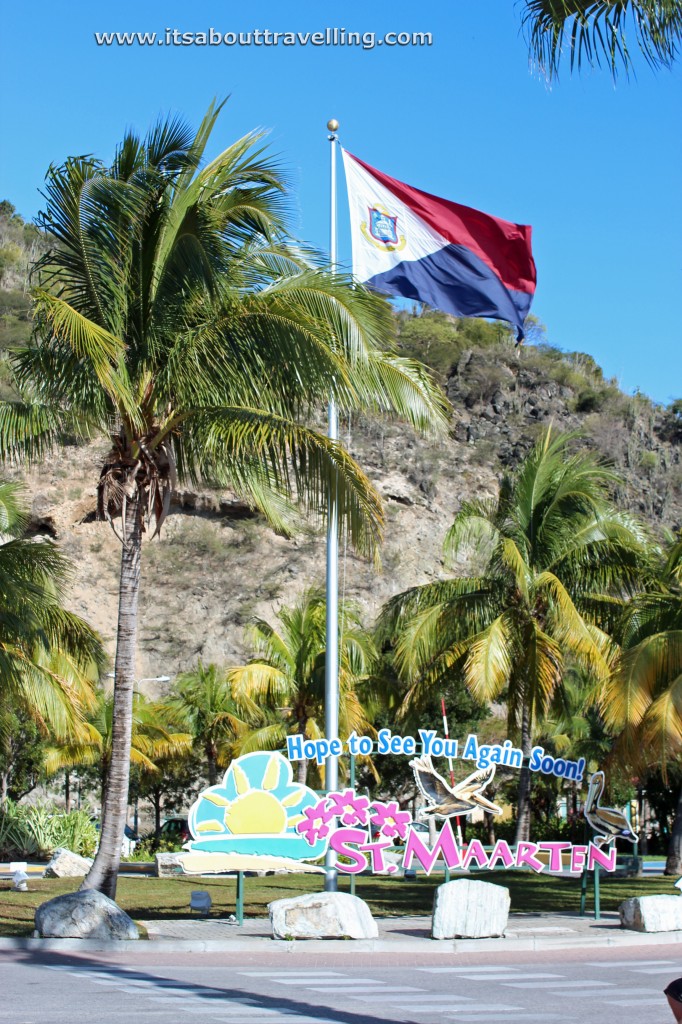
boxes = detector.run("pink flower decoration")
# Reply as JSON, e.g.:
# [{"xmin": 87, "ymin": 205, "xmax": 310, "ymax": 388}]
[
  {"xmin": 370, "ymin": 800, "xmax": 411, "ymax": 841},
  {"xmin": 295, "ymin": 799, "xmax": 335, "ymax": 845},
  {"xmin": 327, "ymin": 789, "xmax": 371, "ymax": 827}
]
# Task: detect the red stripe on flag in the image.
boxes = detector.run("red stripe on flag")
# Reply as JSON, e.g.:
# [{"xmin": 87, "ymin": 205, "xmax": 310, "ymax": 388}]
[{"xmin": 346, "ymin": 152, "xmax": 536, "ymax": 296}]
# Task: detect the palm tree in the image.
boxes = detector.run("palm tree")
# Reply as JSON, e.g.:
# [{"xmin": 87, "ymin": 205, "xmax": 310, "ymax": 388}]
[
  {"xmin": 167, "ymin": 661, "xmax": 255, "ymax": 786},
  {"xmin": 600, "ymin": 534, "xmax": 682, "ymax": 870},
  {"xmin": 229, "ymin": 589, "xmax": 378, "ymax": 785},
  {"xmin": 0, "ymin": 481, "xmax": 103, "ymax": 781},
  {"xmin": 521, "ymin": 0, "xmax": 682, "ymax": 78},
  {"xmin": 0, "ymin": 102, "xmax": 446, "ymax": 896},
  {"xmin": 378, "ymin": 430, "xmax": 648, "ymax": 842},
  {"xmin": 537, "ymin": 666, "xmax": 615, "ymax": 823},
  {"xmin": 44, "ymin": 691, "xmax": 192, "ymax": 808}
]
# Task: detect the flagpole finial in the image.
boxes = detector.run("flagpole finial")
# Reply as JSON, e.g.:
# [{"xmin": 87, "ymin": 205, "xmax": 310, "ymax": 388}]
[{"xmin": 327, "ymin": 119, "xmax": 339, "ymax": 137}]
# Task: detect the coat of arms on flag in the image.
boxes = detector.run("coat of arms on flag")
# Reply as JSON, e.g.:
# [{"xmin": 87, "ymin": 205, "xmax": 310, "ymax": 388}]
[{"xmin": 361, "ymin": 205, "xmax": 406, "ymax": 252}]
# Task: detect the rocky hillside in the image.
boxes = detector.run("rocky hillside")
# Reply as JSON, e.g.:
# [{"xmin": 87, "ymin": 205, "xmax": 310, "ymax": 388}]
[{"xmin": 6, "ymin": 316, "xmax": 680, "ymax": 690}]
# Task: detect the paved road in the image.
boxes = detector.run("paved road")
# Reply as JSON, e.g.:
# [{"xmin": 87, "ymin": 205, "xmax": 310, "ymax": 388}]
[{"xmin": 1, "ymin": 944, "xmax": 679, "ymax": 1023}]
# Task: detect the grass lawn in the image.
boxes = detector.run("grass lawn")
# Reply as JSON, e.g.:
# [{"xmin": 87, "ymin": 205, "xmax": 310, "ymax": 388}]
[{"xmin": 0, "ymin": 871, "xmax": 678, "ymax": 938}]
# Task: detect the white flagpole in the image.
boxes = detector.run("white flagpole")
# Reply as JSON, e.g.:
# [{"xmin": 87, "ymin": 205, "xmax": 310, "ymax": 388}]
[{"xmin": 324, "ymin": 118, "xmax": 340, "ymax": 893}]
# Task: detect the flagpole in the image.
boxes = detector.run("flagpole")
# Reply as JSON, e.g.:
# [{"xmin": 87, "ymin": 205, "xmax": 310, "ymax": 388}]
[{"xmin": 324, "ymin": 117, "xmax": 340, "ymax": 893}]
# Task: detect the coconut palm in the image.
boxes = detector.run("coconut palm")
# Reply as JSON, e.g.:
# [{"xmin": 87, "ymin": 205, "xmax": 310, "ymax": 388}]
[
  {"xmin": 229, "ymin": 589, "xmax": 378, "ymax": 785},
  {"xmin": 44, "ymin": 691, "xmax": 192, "ymax": 807},
  {"xmin": 167, "ymin": 661, "xmax": 256, "ymax": 786},
  {"xmin": 378, "ymin": 430, "xmax": 649, "ymax": 842},
  {"xmin": 0, "ymin": 102, "xmax": 446, "ymax": 896},
  {"xmin": 521, "ymin": 0, "xmax": 682, "ymax": 78},
  {"xmin": 600, "ymin": 534, "xmax": 682, "ymax": 870},
  {"xmin": 0, "ymin": 481, "xmax": 103, "ymax": 767}
]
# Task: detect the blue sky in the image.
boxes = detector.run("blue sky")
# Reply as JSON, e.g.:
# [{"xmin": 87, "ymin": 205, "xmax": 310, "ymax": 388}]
[{"xmin": 1, "ymin": 1, "xmax": 680, "ymax": 403}]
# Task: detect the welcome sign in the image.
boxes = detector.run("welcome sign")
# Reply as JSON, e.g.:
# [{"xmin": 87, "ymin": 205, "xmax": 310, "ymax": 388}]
[{"xmin": 178, "ymin": 734, "xmax": 638, "ymax": 877}]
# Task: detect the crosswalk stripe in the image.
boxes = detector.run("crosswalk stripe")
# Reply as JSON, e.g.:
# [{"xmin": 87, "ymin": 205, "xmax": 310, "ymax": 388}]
[
  {"xmin": 586, "ymin": 960, "xmax": 674, "ymax": 967},
  {"xmin": 383, "ymin": 995, "xmax": 475, "ymax": 1003},
  {"xmin": 453, "ymin": 973, "xmax": 562, "ymax": 982},
  {"xmin": 418, "ymin": 966, "xmax": 520, "ymax": 974},
  {"xmin": 441, "ymin": 1005, "xmax": 524, "ymax": 1013},
  {"xmin": 503, "ymin": 980, "xmax": 612, "ymax": 989},
  {"xmin": 448, "ymin": 1015, "xmax": 561, "ymax": 1022},
  {"xmin": 588, "ymin": 987, "xmax": 662, "ymax": 996},
  {"xmin": 606, "ymin": 998, "xmax": 668, "ymax": 1006},
  {"xmin": 239, "ymin": 972, "xmax": 341, "ymax": 978},
  {"xmin": 309, "ymin": 984, "xmax": 421, "ymax": 994},
  {"xmin": 633, "ymin": 967, "xmax": 682, "ymax": 974}
]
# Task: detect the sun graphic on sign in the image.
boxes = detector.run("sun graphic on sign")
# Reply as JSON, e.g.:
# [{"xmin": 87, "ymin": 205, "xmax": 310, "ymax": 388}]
[{"xmin": 187, "ymin": 752, "xmax": 328, "ymax": 860}]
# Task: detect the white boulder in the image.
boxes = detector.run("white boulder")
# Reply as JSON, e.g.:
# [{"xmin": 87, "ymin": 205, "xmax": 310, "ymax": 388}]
[
  {"xmin": 43, "ymin": 848, "xmax": 93, "ymax": 879},
  {"xmin": 619, "ymin": 894, "xmax": 682, "ymax": 932},
  {"xmin": 35, "ymin": 889, "xmax": 139, "ymax": 940},
  {"xmin": 154, "ymin": 852, "xmax": 185, "ymax": 878},
  {"xmin": 432, "ymin": 878, "xmax": 510, "ymax": 939},
  {"xmin": 269, "ymin": 891, "xmax": 378, "ymax": 940}
]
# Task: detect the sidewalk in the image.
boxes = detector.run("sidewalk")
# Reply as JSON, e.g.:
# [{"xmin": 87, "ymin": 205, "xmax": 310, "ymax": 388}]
[
  {"xmin": 133, "ymin": 910, "xmax": 682, "ymax": 953},
  {"xmin": 2, "ymin": 910, "xmax": 680, "ymax": 954}
]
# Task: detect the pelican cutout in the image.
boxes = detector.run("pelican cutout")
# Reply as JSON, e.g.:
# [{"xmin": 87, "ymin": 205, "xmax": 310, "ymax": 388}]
[
  {"xmin": 409, "ymin": 755, "xmax": 503, "ymax": 819},
  {"xmin": 584, "ymin": 771, "xmax": 638, "ymax": 848}
]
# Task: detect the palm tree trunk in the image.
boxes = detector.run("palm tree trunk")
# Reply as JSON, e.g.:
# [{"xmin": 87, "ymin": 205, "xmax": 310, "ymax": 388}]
[
  {"xmin": 514, "ymin": 700, "xmax": 533, "ymax": 845},
  {"xmin": 64, "ymin": 771, "xmax": 71, "ymax": 814},
  {"xmin": 153, "ymin": 787, "xmax": 162, "ymax": 833},
  {"xmin": 665, "ymin": 784, "xmax": 682, "ymax": 875},
  {"xmin": 81, "ymin": 493, "xmax": 143, "ymax": 899},
  {"xmin": 207, "ymin": 744, "xmax": 218, "ymax": 787},
  {"xmin": 296, "ymin": 726, "xmax": 307, "ymax": 785}
]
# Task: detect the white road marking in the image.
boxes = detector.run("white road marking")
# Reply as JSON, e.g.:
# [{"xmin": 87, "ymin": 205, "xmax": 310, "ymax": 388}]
[
  {"xmin": 586, "ymin": 960, "xmax": 674, "ymax": 967},
  {"xmin": 456, "ymin": 973, "xmax": 563, "ymax": 982},
  {"xmin": 151, "ymin": 1002, "xmax": 279, "ymax": 1015},
  {"xmin": 440, "ymin": 1005, "xmax": 524, "ymax": 1014},
  {"xmin": 587, "ymin": 987, "xmax": 662, "ymax": 996},
  {"xmin": 606, "ymin": 998, "xmax": 669, "ymax": 1006},
  {"xmin": 383, "ymin": 994, "xmax": 475, "ymax": 1003},
  {"xmin": 268, "ymin": 977, "xmax": 358, "ymax": 986},
  {"xmin": 308, "ymin": 984, "xmax": 422, "ymax": 994},
  {"xmin": 418, "ymin": 966, "xmax": 520, "ymax": 974},
  {"xmin": 239, "ymin": 972, "xmax": 342, "ymax": 978},
  {"xmin": 503, "ymin": 980, "xmax": 613, "ymax": 989},
  {"xmin": 633, "ymin": 967, "xmax": 682, "ymax": 974},
  {"xmin": 386, "ymin": 1006, "xmax": 463, "ymax": 1014},
  {"xmin": 449, "ymin": 1016, "xmax": 562, "ymax": 1022}
]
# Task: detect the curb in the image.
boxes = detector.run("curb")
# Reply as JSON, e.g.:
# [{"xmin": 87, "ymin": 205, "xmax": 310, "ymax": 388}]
[{"xmin": 1, "ymin": 928, "xmax": 681, "ymax": 955}]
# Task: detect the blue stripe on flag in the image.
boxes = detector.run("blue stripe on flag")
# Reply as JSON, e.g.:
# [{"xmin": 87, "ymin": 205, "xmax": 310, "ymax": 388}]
[{"xmin": 366, "ymin": 243, "xmax": 533, "ymax": 336}]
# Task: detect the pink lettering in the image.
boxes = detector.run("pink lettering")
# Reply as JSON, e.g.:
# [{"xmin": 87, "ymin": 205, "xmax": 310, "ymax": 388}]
[
  {"xmin": 462, "ymin": 839, "xmax": 490, "ymax": 870},
  {"xmin": 570, "ymin": 845, "xmax": 588, "ymax": 873},
  {"xmin": 538, "ymin": 842, "xmax": 572, "ymax": 871},
  {"xmin": 330, "ymin": 827, "xmax": 369, "ymax": 874},
  {"xmin": 359, "ymin": 838, "xmax": 393, "ymax": 872},
  {"xmin": 487, "ymin": 840, "xmax": 515, "ymax": 869},
  {"xmin": 587, "ymin": 843, "xmax": 617, "ymax": 872},
  {"xmin": 515, "ymin": 841, "xmax": 544, "ymax": 873},
  {"xmin": 403, "ymin": 820, "xmax": 461, "ymax": 875}
]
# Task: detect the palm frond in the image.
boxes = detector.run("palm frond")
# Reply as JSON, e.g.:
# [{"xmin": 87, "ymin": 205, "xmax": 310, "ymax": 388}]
[{"xmin": 521, "ymin": 0, "xmax": 682, "ymax": 78}]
